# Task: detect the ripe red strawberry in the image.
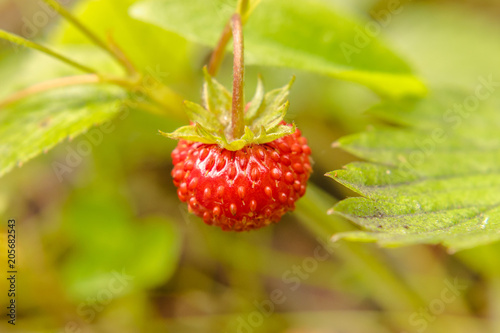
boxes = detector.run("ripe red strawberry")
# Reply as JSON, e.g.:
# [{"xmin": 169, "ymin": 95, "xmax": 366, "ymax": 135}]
[
  {"xmin": 161, "ymin": 62, "xmax": 311, "ymax": 231},
  {"xmin": 161, "ymin": 14, "xmax": 311, "ymax": 231},
  {"xmin": 171, "ymin": 124, "xmax": 311, "ymax": 231}
]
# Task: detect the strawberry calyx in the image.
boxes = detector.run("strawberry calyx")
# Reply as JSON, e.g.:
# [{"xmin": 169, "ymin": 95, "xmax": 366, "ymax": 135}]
[{"xmin": 160, "ymin": 67, "xmax": 296, "ymax": 151}]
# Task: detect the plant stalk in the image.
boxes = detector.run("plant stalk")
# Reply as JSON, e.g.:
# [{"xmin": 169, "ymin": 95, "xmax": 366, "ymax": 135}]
[
  {"xmin": 207, "ymin": 23, "xmax": 232, "ymax": 76},
  {"xmin": 0, "ymin": 29, "xmax": 96, "ymax": 73},
  {"xmin": 207, "ymin": 0, "xmax": 257, "ymax": 76},
  {"xmin": 0, "ymin": 75, "xmax": 100, "ymax": 109},
  {"xmin": 42, "ymin": 0, "xmax": 137, "ymax": 76},
  {"xmin": 230, "ymin": 14, "xmax": 245, "ymax": 140},
  {"xmin": 237, "ymin": 0, "xmax": 250, "ymax": 17}
]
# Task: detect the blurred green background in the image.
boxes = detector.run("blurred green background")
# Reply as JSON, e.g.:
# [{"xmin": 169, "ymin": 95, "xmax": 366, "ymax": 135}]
[{"xmin": 1, "ymin": 0, "xmax": 500, "ymax": 332}]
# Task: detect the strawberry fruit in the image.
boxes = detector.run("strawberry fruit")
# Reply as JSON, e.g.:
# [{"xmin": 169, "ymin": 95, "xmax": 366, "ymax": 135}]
[
  {"xmin": 163, "ymin": 71, "xmax": 312, "ymax": 231},
  {"xmin": 171, "ymin": 123, "xmax": 311, "ymax": 231},
  {"xmin": 161, "ymin": 14, "xmax": 311, "ymax": 231}
]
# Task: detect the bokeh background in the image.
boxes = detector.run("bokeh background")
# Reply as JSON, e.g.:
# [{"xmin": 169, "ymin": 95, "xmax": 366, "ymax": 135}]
[{"xmin": 1, "ymin": 0, "xmax": 500, "ymax": 332}]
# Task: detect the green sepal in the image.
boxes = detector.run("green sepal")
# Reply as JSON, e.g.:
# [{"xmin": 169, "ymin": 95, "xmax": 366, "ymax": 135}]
[
  {"xmin": 255, "ymin": 123, "xmax": 296, "ymax": 144},
  {"xmin": 202, "ymin": 67, "xmax": 231, "ymax": 127},
  {"xmin": 220, "ymin": 126, "xmax": 257, "ymax": 151},
  {"xmin": 159, "ymin": 124, "xmax": 216, "ymax": 144},
  {"xmin": 245, "ymin": 76, "xmax": 295, "ymax": 128},
  {"xmin": 245, "ymin": 75, "xmax": 265, "ymax": 121},
  {"xmin": 252, "ymin": 100, "xmax": 289, "ymax": 131},
  {"xmin": 183, "ymin": 100, "xmax": 220, "ymax": 131},
  {"xmin": 161, "ymin": 73, "xmax": 296, "ymax": 151}
]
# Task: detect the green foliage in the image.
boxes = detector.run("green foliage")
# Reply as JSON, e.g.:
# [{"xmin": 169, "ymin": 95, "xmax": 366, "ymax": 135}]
[
  {"xmin": 130, "ymin": 0, "xmax": 426, "ymax": 98},
  {"xmin": 0, "ymin": 85, "xmax": 127, "ymax": 178},
  {"xmin": 51, "ymin": 0, "xmax": 189, "ymax": 79},
  {"xmin": 0, "ymin": 0, "xmax": 184, "ymax": 180},
  {"xmin": 328, "ymin": 89, "xmax": 500, "ymax": 252},
  {"xmin": 3, "ymin": 1, "xmax": 500, "ymax": 332},
  {"xmin": 322, "ymin": 2, "xmax": 500, "ymax": 252},
  {"xmin": 61, "ymin": 190, "xmax": 181, "ymax": 301},
  {"xmin": 0, "ymin": 0, "xmax": 498, "ymax": 254}
]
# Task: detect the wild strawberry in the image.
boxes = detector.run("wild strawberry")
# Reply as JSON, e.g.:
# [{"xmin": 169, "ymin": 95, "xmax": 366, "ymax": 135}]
[
  {"xmin": 161, "ymin": 14, "xmax": 311, "ymax": 231},
  {"xmin": 171, "ymin": 124, "xmax": 311, "ymax": 231}
]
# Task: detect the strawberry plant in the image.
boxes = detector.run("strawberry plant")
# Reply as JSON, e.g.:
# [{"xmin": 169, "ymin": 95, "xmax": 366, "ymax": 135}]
[
  {"xmin": 1, "ymin": 0, "xmax": 500, "ymax": 332},
  {"xmin": 164, "ymin": 13, "xmax": 312, "ymax": 230}
]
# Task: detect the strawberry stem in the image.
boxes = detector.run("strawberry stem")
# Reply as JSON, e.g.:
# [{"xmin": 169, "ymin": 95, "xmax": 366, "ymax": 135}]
[
  {"xmin": 207, "ymin": 0, "xmax": 255, "ymax": 76},
  {"xmin": 230, "ymin": 14, "xmax": 245, "ymax": 140}
]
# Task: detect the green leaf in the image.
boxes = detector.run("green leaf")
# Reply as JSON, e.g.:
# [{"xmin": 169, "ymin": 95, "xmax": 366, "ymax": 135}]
[
  {"xmin": 328, "ymin": 89, "xmax": 500, "ymax": 252},
  {"xmin": 0, "ymin": 85, "xmax": 127, "ymax": 178},
  {"xmin": 130, "ymin": 0, "xmax": 426, "ymax": 98},
  {"xmin": 384, "ymin": 2, "xmax": 500, "ymax": 90},
  {"xmin": 52, "ymin": 0, "xmax": 189, "ymax": 80}
]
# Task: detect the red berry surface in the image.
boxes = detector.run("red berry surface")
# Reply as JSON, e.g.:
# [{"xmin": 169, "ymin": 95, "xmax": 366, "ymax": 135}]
[{"xmin": 171, "ymin": 125, "xmax": 312, "ymax": 231}]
